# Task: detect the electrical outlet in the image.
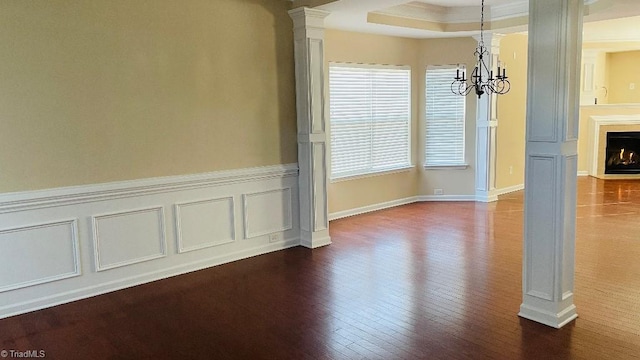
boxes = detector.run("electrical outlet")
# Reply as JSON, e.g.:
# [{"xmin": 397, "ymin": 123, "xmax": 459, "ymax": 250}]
[
  {"xmin": 630, "ymin": 83, "xmax": 636, "ymax": 90},
  {"xmin": 434, "ymin": 189, "xmax": 444, "ymax": 195},
  {"xmin": 269, "ymin": 233, "xmax": 280, "ymax": 243},
  {"xmin": 509, "ymin": 166, "xmax": 514, "ymax": 175}
]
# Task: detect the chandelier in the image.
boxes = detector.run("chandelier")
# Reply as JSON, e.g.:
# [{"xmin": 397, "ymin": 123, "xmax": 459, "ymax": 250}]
[{"xmin": 451, "ymin": 0, "xmax": 510, "ymax": 98}]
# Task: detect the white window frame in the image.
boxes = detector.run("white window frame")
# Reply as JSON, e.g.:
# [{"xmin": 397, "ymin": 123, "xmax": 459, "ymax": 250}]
[
  {"xmin": 328, "ymin": 62, "xmax": 413, "ymax": 181},
  {"xmin": 424, "ymin": 64, "xmax": 468, "ymax": 169}
]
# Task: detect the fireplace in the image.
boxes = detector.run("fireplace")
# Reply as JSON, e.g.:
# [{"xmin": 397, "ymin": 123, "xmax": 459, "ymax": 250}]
[
  {"xmin": 588, "ymin": 114, "xmax": 640, "ymax": 178},
  {"xmin": 605, "ymin": 131, "xmax": 640, "ymax": 174}
]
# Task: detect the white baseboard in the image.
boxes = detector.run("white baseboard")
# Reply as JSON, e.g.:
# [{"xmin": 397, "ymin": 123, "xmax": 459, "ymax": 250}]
[
  {"xmin": 329, "ymin": 185, "xmax": 527, "ymax": 223},
  {"xmin": 495, "ymin": 184, "xmax": 525, "ymax": 196},
  {"xmin": 329, "ymin": 196, "xmax": 419, "ymax": 221},
  {"xmin": 0, "ymin": 164, "xmax": 300, "ymax": 319},
  {"xmin": 330, "ymin": 193, "xmax": 495, "ymax": 221},
  {"xmin": 577, "ymin": 171, "xmax": 589, "ymax": 177},
  {"xmin": 475, "ymin": 193, "xmax": 499, "ymax": 203},
  {"xmin": 418, "ymin": 195, "xmax": 477, "ymax": 202}
]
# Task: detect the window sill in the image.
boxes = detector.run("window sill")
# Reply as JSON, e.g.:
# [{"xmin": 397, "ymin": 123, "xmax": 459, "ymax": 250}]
[
  {"xmin": 331, "ymin": 165, "xmax": 415, "ymax": 183},
  {"xmin": 423, "ymin": 164, "xmax": 469, "ymax": 170}
]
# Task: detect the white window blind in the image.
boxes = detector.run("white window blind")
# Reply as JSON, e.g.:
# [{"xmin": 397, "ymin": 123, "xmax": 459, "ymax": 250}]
[
  {"xmin": 329, "ymin": 64, "xmax": 411, "ymax": 179},
  {"xmin": 425, "ymin": 66, "xmax": 466, "ymax": 167}
]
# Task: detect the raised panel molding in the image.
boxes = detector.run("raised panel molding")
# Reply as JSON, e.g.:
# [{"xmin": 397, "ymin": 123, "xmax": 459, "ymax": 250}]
[
  {"xmin": 175, "ymin": 197, "xmax": 235, "ymax": 253},
  {"xmin": 309, "ymin": 38, "xmax": 325, "ymax": 133},
  {"xmin": 243, "ymin": 188, "xmax": 293, "ymax": 239},
  {"xmin": 92, "ymin": 207, "xmax": 167, "ymax": 271},
  {"xmin": 0, "ymin": 164, "xmax": 300, "ymax": 319},
  {"xmin": 525, "ymin": 155, "xmax": 557, "ymax": 301},
  {"xmin": 312, "ymin": 142, "xmax": 328, "ymax": 231},
  {"xmin": 0, "ymin": 220, "xmax": 80, "ymax": 293}
]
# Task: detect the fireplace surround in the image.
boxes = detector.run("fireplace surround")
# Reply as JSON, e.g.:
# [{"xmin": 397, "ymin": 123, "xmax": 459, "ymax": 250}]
[{"xmin": 588, "ymin": 115, "xmax": 640, "ymax": 178}]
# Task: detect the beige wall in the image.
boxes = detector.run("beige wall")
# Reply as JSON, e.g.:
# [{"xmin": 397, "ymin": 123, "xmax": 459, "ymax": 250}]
[
  {"xmin": 0, "ymin": 0, "xmax": 297, "ymax": 193},
  {"xmin": 495, "ymin": 34, "xmax": 528, "ymax": 190},
  {"xmin": 325, "ymin": 30, "xmax": 420, "ymax": 214},
  {"xmin": 418, "ymin": 37, "xmax": 479, "ymax": 196},
  {"xmin": 607, "ymin": 51, "xmax": 640, "ymax": 104}
]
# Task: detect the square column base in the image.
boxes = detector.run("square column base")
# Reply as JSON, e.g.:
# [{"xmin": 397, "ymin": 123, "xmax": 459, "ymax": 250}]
[
  {"xmin": 476, "ymin": 190, "xmax": 498, "ymax": 203},
  {"xmin": 518, "ymin": 303, "xmax": 577, "ymax": 329},
  {"xmin": 300, "ymin": 229, "xmax": 331, "ymax": 249}
]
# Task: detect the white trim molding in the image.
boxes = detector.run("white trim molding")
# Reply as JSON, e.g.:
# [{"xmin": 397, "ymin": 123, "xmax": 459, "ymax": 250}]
[
  {"xmin": 329, "ymin": 187, "xmax": 530, "ymax": 221},
  {"xmin": 329, "ymin": 197, "xmax": 419, "ymax": 221},
  {"xmin": 419, "ymin": 195, "xmax": 477, "ymax": 202},
  {"xmin": 0, "ymin": 164, "xmax": 298, "ymax": 214},
  {"xmin": 0, "ymin": 163, "xmax": 300, "ymax": 319}
]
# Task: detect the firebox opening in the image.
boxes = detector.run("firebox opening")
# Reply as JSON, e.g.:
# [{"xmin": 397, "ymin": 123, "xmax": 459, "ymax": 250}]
[{"xmin": 605, "ymin": 131, "xmax": 640, "ymax": 174}]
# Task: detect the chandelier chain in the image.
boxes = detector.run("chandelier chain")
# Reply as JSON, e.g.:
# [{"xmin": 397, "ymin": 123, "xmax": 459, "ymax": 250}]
[{"xmin": 480, "ymin": 0, "xmax": 485, "ymax": 46}]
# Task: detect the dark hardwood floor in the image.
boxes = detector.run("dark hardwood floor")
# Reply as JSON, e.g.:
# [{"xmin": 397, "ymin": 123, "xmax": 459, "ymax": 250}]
[{"xmin": 1, "ymin": 177, "xmax": 639, "ymax": 359}]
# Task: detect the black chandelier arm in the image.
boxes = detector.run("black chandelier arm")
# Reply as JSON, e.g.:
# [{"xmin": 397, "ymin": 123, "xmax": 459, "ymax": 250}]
[
  {"xmin": 488, "ymin": 78, "xmax": 511, "ymax": 94},
  {"xmin": 451, "ymin": 79, "xmax": 475, "ymax": 96},
  {"xmin": 452, "ymin": 78, "xmax": 505, "ymax": 98}
]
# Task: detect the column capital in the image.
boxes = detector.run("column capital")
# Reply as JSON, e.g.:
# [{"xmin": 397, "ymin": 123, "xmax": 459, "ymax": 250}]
[{"xmin": 288, "ymin": 7, "xmax": 330, "ymax": 31}]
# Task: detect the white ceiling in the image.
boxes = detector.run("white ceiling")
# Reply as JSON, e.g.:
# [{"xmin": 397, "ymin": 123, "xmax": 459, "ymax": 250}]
[{"xmin": 314, "ymin": 0, "xmax": 640, "ymax": 44}]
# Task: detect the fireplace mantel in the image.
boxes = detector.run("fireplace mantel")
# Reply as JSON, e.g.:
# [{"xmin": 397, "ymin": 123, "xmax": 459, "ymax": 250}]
[{"xmin": 588, "ymin": 115, "xmax": 640, "ymax": 178}]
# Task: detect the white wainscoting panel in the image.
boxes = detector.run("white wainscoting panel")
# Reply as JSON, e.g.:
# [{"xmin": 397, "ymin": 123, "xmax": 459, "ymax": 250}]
[
  {"xmin": 92, "ymin": 207, "xmax": 167, "ymax": 271},
  {"xmin": 175, "ymin": 197, "xmax": 235, "ymax": 253},
  {"xmin": 0, "ymin": 163, "xmax": 301, "ymax": 319},
  {"xmin": 243, "ymin": 188, "xmax": 293, "ymax": 239},
  {"xmin": 0, "ymin": 220, "xmax": 80, "ymax": 293}
]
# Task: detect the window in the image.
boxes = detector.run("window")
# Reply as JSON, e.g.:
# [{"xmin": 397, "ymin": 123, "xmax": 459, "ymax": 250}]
[
  {"xmin": 424, "ymin": 65, "xmax": 466, "ymax": 167},
  {"xmin": 329, "ymin": 63, "xmax": 411, "ymax": 180}
]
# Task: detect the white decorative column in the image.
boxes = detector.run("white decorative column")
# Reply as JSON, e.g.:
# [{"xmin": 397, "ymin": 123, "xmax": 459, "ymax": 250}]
[
  {"xmin": 519, "ymin": 0, "xmax": 583, "ymax": 328},
  {"xmin": 475, "ymin": 34, "xmax": 503, "ymax": 203},
  {"xmin": 288, "ymin": 8, "xmax": 332, "ymax": 249}
]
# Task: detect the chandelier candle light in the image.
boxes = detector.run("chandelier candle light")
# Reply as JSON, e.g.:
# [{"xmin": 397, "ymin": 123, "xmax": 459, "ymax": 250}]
[{"xmin": 451, "ymin": 0, "xmax": 510, "ymax": 98}]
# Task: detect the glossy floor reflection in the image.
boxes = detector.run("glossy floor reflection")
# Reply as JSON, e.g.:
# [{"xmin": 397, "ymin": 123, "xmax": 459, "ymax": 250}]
[{"xmin": 0, "ymin": 177, "xmax": 639, "ymax": 359}]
